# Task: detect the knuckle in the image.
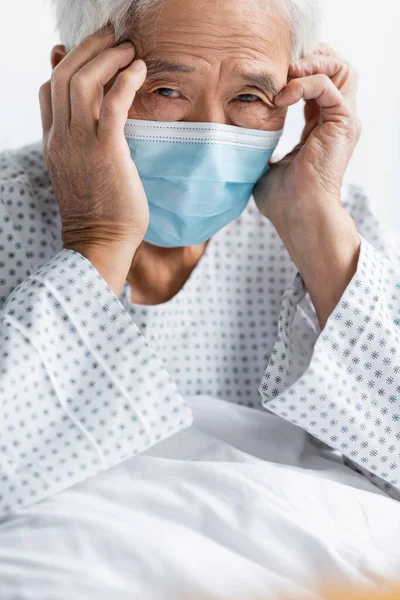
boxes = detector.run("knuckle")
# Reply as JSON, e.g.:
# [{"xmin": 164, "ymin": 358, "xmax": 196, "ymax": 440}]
[
  {"xmin": 101, "ymin": 97, "xmax": 120, "ymax": 116},
  {"xmin": 39, "ymin": 80, "xmax": 49, "ymax": 94},
  {"xmin": 348, "ymin": 62, "xmax": 359, "ymax": 81},
  {"xmin": 316, "ymin": 42, "xmax": 334, "ymax": 55},
  {"xmin": 51, "ymin": 64, "xmax": 64, "ymax": 85},
  {"xmin": 70, "ymin": 71, "xmax": 88, "ymax": 92},
  {"xmin": 47, "ymin": 129, "xmax": 60, "ymax": 151},
  {"xmin": 68, "ymin": 119, "xmax": 89, "ymax": 140},
  {"xmin": 81, "ymin": 31, "xmax": 112, "ymax": 51},
  {"xmin": 80, "ymin": 33, "xmax": 98, "ymax": 50},
  {"xmin": 341, "ymin": 61, "xmax": 353, "ymax": 78},
  {"xmin": 345, "ymin": 117, "xmax": 362, "ymax": 141},
  {"xmin": 354, "ymin": 117, "xmax": 362, "ymax": 138},
  {"xmin": 317, "ymin": 73, "xmax": 331, "ymax": 86},
  {"xmin": 50, "ymin": 70, "xmax": 57, "ymax": 87},
  {"xmin": 41, "ymin": 139, "xmax": 49, "ymax": 162},
  {"xmin": 38, "ymin": 81, "xmax": 50, "ymax": 101},
  {"xmin": 43, "ymin": 135, "xmax": 57, "ymax": 165}
]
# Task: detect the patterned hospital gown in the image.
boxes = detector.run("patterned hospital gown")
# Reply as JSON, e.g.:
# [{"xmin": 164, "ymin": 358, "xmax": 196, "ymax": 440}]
[{"xmin": 1, "ymin": 141, "xmax": 400, "ymax": 514}]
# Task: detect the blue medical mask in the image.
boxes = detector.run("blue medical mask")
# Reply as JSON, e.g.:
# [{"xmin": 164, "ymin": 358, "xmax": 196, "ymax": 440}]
[{"xmin": 124, "ymin": 119, "xmax": 282, "ymax": 248}]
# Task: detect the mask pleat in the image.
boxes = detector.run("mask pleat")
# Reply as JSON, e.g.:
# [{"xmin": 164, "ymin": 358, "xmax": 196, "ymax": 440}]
[{"xmin": 124, "ymin": 119, "xmax": 282, "ymax": 247}]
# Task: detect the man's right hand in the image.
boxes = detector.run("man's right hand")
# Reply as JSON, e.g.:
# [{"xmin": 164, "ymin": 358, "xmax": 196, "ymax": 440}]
[{"xmin": 39, "ymin": 26, "xmax": 148, "ymax": 297}]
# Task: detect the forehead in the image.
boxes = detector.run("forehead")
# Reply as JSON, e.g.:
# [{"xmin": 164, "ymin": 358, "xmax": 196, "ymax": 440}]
[{"xmin": 130, "ymin": 0, "xmax": 292, "ymax": 70}]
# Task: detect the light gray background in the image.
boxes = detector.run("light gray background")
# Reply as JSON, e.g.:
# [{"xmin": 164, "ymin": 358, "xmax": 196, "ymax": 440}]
[{"xmin": 1, "ymin": 0, "xmax": 399, "ymax": 227}]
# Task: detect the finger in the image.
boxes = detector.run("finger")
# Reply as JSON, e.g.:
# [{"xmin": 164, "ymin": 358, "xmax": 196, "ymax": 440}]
[
  {"xmin": 300, "ymin": 99, "xmax": 321, "ymax": 144},
  {"xmin": 97, "ymin": 59, "xmax": 147, "ymax": 141},
  {"xmin": 50, "ymin": 28, "xmax": 116, "ymax": 127},
  {"xmin": 69, "ymin": 42, "xmax": 136, "ymax": 131},
  {"xmin": 39, "ymin": 80, "xmax": 53, "ymax": 136},
  {"xmin": 314, "ymin": 42, "xmax": 345, "ymax": 60},
  {"xmin": 274, "ymin": 74, "xmax": 348, "ymax": 120},
  {"xmin": 289, "ymin": 55, "xmax": 358, "ymax": 104}
]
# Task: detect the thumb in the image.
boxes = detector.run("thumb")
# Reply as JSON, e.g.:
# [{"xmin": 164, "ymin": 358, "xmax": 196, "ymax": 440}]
[{"xmin": 275, "ymin": 142, "xmax": 303, "ymax": 166}]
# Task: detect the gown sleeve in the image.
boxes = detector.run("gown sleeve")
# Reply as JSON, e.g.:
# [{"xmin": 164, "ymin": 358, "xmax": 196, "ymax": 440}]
[
  {"xmin": 0, "ymin": 185, "xmax": 193, "ymax": 516},
  {"xmin": 259, "ymin": 183, "xmax": 400, "ymax": 500}
]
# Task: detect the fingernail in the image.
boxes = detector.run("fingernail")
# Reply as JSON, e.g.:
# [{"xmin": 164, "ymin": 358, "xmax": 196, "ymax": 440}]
[
  {"xmin": 99, "ymin": 25, "xmax": 114, "ymax": 35},
  {"xmin": 119, "ymin": 41, "xmax": 134, "ymax": 50},
  {"xmin": 132, "ymin": 59, "xmax": 146, "ymax": 72}
]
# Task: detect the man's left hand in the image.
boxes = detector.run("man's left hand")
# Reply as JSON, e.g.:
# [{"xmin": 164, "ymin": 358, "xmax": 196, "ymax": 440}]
[{"xmin": 254, "ymin": 43, "xmax": 362, "ymax": 330}]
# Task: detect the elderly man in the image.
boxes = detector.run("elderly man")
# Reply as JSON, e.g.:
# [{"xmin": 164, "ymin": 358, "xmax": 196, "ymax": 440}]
[{"xmin": 1, "ymin": 0, "xmax": 400, "ymax": 522}]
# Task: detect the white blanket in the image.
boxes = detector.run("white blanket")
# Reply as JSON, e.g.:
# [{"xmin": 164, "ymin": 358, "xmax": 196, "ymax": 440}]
[{"xmin": 1, "ymin": 396, "xmax": 399, "ymax": 600}]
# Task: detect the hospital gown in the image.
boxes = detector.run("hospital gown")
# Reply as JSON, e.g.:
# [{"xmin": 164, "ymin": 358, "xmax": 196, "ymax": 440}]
[{"xmin": 1, "ymin": 141, "xmax": 400, "ymax": 514}]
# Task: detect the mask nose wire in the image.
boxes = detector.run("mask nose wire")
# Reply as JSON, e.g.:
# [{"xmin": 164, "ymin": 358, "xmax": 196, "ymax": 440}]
[{"xmin": 124, "ymin": 119, "xmax": 283, "ymax": 150}]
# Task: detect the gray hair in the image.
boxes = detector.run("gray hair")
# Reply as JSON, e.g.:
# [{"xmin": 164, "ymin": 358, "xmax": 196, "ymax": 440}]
[{"xmin": 51, "ymin": 0, "xmax": 320, "ymax": 61}]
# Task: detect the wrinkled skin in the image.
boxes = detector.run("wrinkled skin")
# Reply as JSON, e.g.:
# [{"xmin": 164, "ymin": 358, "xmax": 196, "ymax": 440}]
[{"xmin": 42, "ymin": 0, "xmax": 361, "ymax": 312}]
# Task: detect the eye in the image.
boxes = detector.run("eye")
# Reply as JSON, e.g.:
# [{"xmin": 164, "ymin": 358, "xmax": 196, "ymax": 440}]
[
  {"xmin": 236, "ymin": 94, "xmax": 261, "ymax": 103},
  {"xmin": 154, "ymin": 87, "xmax": 181, "ymax": 98}
]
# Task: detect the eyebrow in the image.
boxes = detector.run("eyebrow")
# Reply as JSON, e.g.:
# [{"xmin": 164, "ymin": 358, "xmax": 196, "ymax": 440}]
[
  {"xmin": 240, "ymin": 73, "xmax": 281, "ymax": 96},
  {"xmin": 145, "ymin": 59, "xmax": 196, "ymax": 76},
  {"xmin": 144, "ymin": 59, "xmax": 282, "ymax": 95}
]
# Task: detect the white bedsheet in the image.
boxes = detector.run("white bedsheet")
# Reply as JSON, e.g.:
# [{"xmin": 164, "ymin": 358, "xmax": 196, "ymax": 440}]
[{"xmin": 1, "ymin": 396, "xmax": 400, "ymax": 600}]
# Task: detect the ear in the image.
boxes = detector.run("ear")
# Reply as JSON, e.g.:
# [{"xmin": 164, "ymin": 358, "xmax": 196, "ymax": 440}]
[{"xmin": 51, "ymin": 45, "xmax": 68, "ymax": 69}]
